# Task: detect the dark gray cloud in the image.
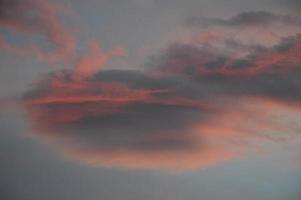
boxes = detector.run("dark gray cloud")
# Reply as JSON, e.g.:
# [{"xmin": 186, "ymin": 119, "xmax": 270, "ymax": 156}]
[
  {"xmin": 23, "ymin": 69, "xmax": 209, "ymax": 153},
  {"xmin": 149, "ymin": 33, "xmax": 301, "ymax": 78},
  {"xmin": 24, "ymin": 68, "xmax": 238, "ymax": 170},
  {"xmin": 145, "ymin": 34, "xmax": 301, "ymax": 104},
  {"xmin": 186, "ymin": 11, "xmax": 301, "ymax": 27},
  {"xmin": 0, "ymin": 0, "xmax": 46, "ymax": 30}
]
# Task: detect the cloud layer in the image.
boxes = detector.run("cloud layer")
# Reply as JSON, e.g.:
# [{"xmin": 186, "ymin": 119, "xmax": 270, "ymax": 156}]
[{"xmin": 22, "ymin": 10, "xmax": 301, "ymax": 170}]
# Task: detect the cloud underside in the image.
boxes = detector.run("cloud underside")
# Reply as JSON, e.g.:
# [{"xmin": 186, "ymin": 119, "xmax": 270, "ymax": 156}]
[{"xmin": 20, "ymin": 10, "xmax": 301, "ymax": 170}]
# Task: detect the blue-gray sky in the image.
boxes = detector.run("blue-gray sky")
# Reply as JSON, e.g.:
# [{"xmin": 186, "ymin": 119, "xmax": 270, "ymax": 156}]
[{"xmin": 0, "ymin": 0, "xmax": 301, "ymax": 200}]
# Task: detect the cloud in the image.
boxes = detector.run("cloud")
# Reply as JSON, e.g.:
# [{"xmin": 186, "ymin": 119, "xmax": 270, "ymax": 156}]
[
  {"xmin": 73, "ymin": 41, "xmax": 127, "ymax": 80},
  {"xmin": 23, "ymin": 64, "xmax": 301, "ymax": 170},
  {"xmin": 150, "ymin": 34, "xmax": 301, "ymax": 77},
  {"xmin": 0, "ymin": 0, "xmax": 75, "ymax": 61},
  {"xmin": 184, "ymin": 11, "xmax": 301, "ymax": 48},
  {"xmin": 21, "ymin": 10, "xmax": 301, "ymax": 170},
  {"xmin": 24, "ymin": 69, "xmax": 235, "ymax": 170},
  {"xmin": 186, "ymin": 11, "xmax": 301, "ymax": 28}
]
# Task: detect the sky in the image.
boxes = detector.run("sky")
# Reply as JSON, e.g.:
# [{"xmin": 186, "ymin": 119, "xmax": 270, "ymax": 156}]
[{"xmin": 0, "ymin": 0, "xmax": 301, "ymax": 199}]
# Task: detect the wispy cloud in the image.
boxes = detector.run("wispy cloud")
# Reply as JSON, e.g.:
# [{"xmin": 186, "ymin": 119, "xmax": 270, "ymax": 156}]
[
  {"xmin": 73, "ymin": 41, "xmax": 126, "ymax": 80},
  {"xmin": 0, "ymin": 0, "xmax": 75, "ymax": 61}
]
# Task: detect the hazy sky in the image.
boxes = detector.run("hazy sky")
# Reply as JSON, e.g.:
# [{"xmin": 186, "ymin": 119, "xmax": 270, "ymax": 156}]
[{"xmin": 0, "ymin": 0, "xmax": 301, "ymax": 200}]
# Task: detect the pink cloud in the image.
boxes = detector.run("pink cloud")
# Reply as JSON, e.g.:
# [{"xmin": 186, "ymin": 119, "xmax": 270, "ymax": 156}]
[
  {"xmin": 72, "ymin": 42, "xmax": 126, "ymax": 80},
  {"xmin": 23, "ymin": 68, "xmax": 301, "ymax": 170}
]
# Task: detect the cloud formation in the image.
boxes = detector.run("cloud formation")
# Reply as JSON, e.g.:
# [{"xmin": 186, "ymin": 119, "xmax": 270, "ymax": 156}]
[
  {"xmin": 185, "ymin": 11, "xmax": 301, "ymax": 48},
  {"xmin": 151, "ymin": 34, "xmax": 301, "ymax": 77},
  {"xmin": 24, "ymin": 69, "xmax": 229, "ymax": 170},
  {"xmin": 186, "ymin": 11, "xmax": 301, "ymax": 28},
  {"xmin": 23, "ymin": 65, "xmax": 301, "ymax": 170},
  {"xmin": 23, "ymin": 10, "xmax": 301, "ymax": 170}
]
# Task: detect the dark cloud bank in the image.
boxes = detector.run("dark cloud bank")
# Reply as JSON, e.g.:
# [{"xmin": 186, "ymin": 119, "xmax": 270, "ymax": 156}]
[{"xmin": 186, "ymin": 11, "xmax": 301, "ymax": 27}]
